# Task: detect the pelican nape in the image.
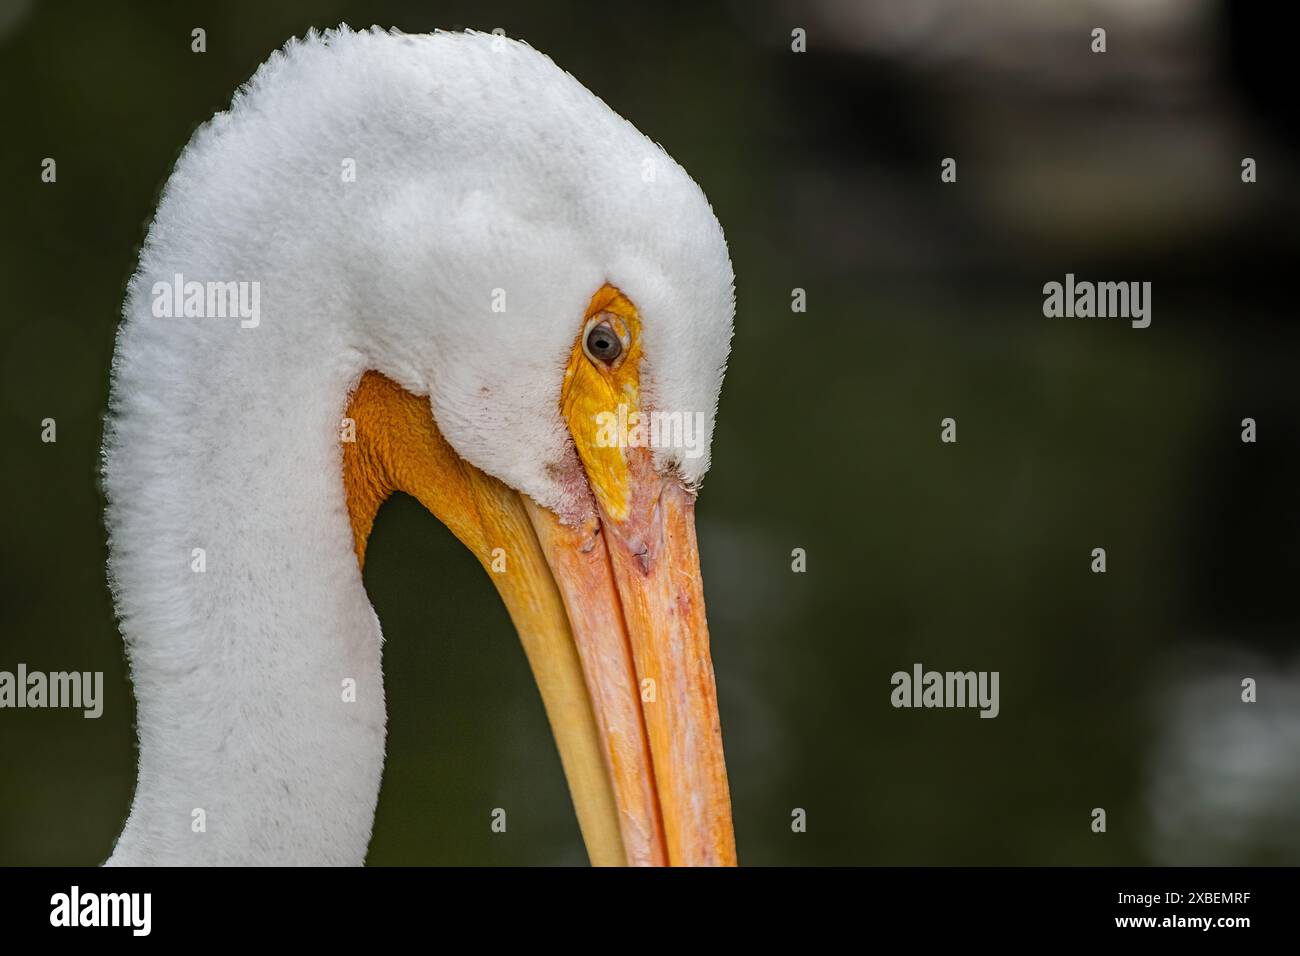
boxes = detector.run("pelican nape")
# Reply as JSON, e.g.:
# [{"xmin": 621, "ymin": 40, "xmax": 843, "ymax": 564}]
[{"xmin": 102, "ymin": 27, "xmax": 736, "ymax": 866}]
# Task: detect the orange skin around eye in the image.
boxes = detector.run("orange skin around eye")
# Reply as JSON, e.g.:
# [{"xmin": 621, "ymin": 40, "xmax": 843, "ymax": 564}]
[{"xmin": 560, "ymin": 285, "xmax": 645, "ymax": 524}]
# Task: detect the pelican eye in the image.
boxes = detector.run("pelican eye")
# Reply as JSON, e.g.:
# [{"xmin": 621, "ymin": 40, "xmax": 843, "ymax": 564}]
[{"xmin": 584, "ymin": 319, "xmax": 624, "ymax": 365}]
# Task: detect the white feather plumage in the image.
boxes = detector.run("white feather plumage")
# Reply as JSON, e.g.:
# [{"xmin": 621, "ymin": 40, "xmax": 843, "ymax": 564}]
[{"xmin": 102, "ymin": 27, "xmax": 734, "ymax": 864}]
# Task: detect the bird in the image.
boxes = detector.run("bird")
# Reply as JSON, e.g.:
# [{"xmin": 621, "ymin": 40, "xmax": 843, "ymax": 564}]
[{"xmin": 101, "ymin": 26, "xmax": 737, "ymax": 866}]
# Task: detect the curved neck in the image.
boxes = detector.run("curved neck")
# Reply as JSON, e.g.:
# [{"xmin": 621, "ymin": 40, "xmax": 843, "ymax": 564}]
[{"xmin": 105, "ymin": 327, "xmax": 382, "ymax": 865}]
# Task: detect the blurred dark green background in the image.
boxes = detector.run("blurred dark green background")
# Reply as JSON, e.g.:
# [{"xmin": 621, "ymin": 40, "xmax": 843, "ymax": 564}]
[{"xmin": 2, "ymin": 0, "xmax": 1298, "ymax": 865}]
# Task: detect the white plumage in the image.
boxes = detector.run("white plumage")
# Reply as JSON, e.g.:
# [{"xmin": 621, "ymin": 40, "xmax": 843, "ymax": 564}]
[{"xmin": 103, "ymin": 27, "xmax": 734, "ymax": 865}]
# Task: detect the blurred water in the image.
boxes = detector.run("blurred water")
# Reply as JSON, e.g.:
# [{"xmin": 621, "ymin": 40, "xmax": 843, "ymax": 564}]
[{"xmin": 1146, "ymin": 647, "xmax": 1300, "ymax": 865}]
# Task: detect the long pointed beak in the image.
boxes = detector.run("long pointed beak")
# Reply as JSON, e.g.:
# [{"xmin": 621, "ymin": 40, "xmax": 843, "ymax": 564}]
[
  {"xmin": 602, "ymin": 478, "xmax": 736, "ymax": 866},
  {"xmin": 532, "ymin": 281, "xmax": 736, "ymax": 864},
  {"xmin": 526, "ymin": 476, "xmax": 736, "ymax": 866},
  {"xmin": 344, "ymin": 371, "xmax": 734, "ymax": 866},
  {"xmin": 523, "ymin": 503, "xmax": 667, "ymax": 864}
]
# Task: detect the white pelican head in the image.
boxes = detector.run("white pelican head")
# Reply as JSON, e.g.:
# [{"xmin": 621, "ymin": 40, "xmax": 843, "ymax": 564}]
[{"xmin": 102, "ymin": 27, "xmax": 736, "ymax": 866}]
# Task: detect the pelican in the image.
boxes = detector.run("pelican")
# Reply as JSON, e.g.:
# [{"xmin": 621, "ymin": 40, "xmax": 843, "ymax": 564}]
[{"xmin": 102, "ymin": 27, "xmax": 736, "ymax": 866}]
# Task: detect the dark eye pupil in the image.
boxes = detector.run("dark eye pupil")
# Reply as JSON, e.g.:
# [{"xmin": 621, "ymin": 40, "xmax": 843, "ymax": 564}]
[{"xmin": 586, "ymin": 325, "xmax": 623, "ymax": 362}]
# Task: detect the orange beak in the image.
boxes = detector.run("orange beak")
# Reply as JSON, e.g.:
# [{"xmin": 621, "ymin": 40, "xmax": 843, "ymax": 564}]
[
  {"xmin": 538, "ymin": 283, "xmax": 735, "ymax": 865},
  {"xmin": 526, "ymin": 468, "xmax": 735, "ymax": 866},
  {"xmin": 342, "ymin": 284, "xmax": 735, "ymax": 866}
]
